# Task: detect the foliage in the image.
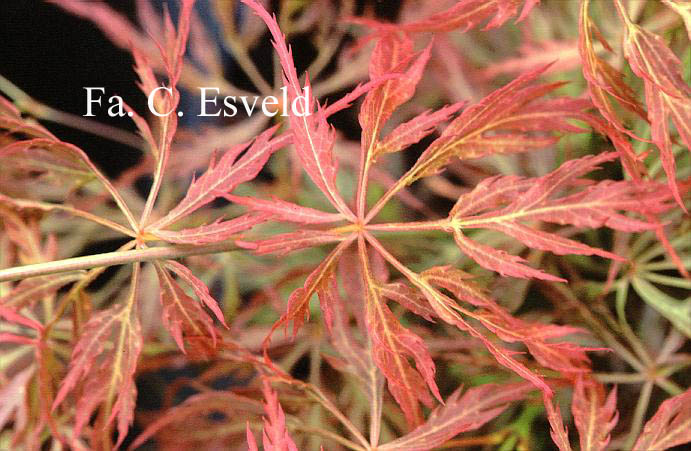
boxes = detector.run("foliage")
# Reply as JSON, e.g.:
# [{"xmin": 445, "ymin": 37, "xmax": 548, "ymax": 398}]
[{"xmin": 1, "ymin": 0, "xmax": 689, "ymax": 449}]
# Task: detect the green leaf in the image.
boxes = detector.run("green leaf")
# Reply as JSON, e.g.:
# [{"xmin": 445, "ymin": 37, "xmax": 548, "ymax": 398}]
[{"xmin": 631, "ymin": 277, "xmax": 691, "ymax": 338}]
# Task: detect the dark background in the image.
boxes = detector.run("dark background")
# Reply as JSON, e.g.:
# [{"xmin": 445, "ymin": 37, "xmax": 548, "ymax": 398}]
[
  {"xmin": 0, "ymin": 0, "xmax": 146, "ymax": 176},
  {"xmin": 0, "ymin": 0, "xmax": 402, "ymax": 177}
]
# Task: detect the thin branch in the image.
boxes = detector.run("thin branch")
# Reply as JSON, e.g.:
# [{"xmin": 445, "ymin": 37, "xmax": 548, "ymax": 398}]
[
  {"xmin": 623, "ymin": 380, "xmax": 653, "ymax": 450},
  {"xmin": 0, "ymin": 241, "xmax": 241, "ymax": 283}
]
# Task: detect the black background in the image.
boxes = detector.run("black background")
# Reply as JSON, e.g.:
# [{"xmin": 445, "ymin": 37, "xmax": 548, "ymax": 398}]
[{"xmin": 0, "ymin": 0, "xmax": 145, "ymax": 176}]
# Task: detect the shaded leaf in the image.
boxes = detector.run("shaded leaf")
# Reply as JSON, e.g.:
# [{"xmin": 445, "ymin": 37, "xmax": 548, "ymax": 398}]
[
  {"xmin": 252, "ymin": 230, "xmax": 350, "ymax": 256},
  {"xmin": 631, "ymin": 277, "xmax": 691, "ymax": 338},
  {"xmin": 165, "ymin": 260, "xmax": 227, "ymax": 327},
  {"xmin": 275, "ymin": 238, "xmax": 353, "ymax": 337},
  {"xmin": 154, "ymin": 263, "xmax": 218, "ymax": 352},
  {"xmin": 0, "ymin": 139, "xmax": 99, "ymax": 187},
  {"xmin": 0, "ymin": 271, "xmax": 85, "ymax": 310}
]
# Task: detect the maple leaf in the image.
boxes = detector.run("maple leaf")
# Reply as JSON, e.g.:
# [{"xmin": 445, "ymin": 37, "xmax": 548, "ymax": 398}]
[
  {"xmin": 0, "ymin": 367, "xmax": 34, "ymax": 433},
  {"xmin": 271, "ymin": 238, "xmax": 354, "ymax": 338},
  {"xmin": 352, "ymin": 0, "xmax": 540, "ymax": 33},
  {"xmin": 358, "ymin": 237, "xmax": 441, "ymax": 427},
  {"xmin": 377, "ymin": 102, "xmax": 465, "ymax": 156},
  {"xmin": 0, "ymin": 138, "xmax": 137, "ymax": 229},
  {"xmin": 52, "ymin": 294, "xmax": 142, "ymax": 448},
  {"xmin": 366, "ymin": 234, "xmax": 554, "ymax": 395},
  {"xmin": 226, "ymin": 195, "xmax": 345, "ymax": 224},
  {"xmin": 149, "ymin": 124, "xmax": 284, "ymax": 231},
  {"xmin": 545, "ymin": 394, "xmax": 573, "ymax": 451},
  {"xmin": 615, "ymin": 0, "xmax": 691, "ymax": 209},
  {"xmin": 420, "ymin": 265, "xmax": 595, "ymax": 378},
  {"xmin": 579, "ymin": 0, "xmax": 648, "ymax": 139},
  {"xmin": 0, "ymin": 271, "xmax": 85, "ymax": 310},
  {"xmin": 445, "ymin": 153, "xmax": 674, "ymax": 280},
  {"xmin": 0, "ymin": 139, "xmax": 100, "ymax": 189},
  {"xmin": 242, "ymin": 0, "xmax": 355, "ymax": 220},
  {"xmin": 379, "ymin": 382, "xmax": 535, "ymax": 450},
  {"xmin": 252, "ymin": 230, "xmax": 350, "ymax": 256},
  {"xmin": 154, "ymin": 262, "xmax": 221, "ymax": 353},
  {"xmin": 247, "ymin": 380, "xmax": 299, "ymax": 451},
  {"xmin": 402, "ymin": 65, "xmax": 591, "ymax": 185},
  {"xmin": 633, "ymin": 388, "xmax": 691, "ymax": 450},
  {"xmin": 572, "ymin": 378, "xmax": 618, "ymax": 451},
  {"xmin": 325, "ymin": 281, "xmax": 384, "ymax": 436},
  {"xmin": 359, "ymin": 32, "xmax": 433, "ymax": 162},
  {"xmin": 152, "ymin": 213, "xmax": 272, "ymax": 245},
  {"xmin": 379, "ymin": 281, "xmax": 438, "ymax": 322},
  {"xmin": 482, "ymin": 39, "xmax": 582, "ymax": 79}
]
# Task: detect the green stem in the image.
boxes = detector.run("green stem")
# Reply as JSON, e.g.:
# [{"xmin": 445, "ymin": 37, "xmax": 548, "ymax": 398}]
[{"xmin": 624, "ymin": 380, "xmax": 653, "ymax": 450}]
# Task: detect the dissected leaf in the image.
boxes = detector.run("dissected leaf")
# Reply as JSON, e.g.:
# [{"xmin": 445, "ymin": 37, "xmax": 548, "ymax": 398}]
[
  {"xmin": 226, "ymin": 194, "xmax": 344, "ymax": 224},
  {"xmin": 572, "ymin": 378, "xmax": 618, "ymax": 451},
  {"xmin": 252, "ymin": 230, "xmax": 350, "ymax": 256},
  {"xmin": 52, "ymin": 300, "xmax": 142, "ymax": 448},
  {"xmin": 377, "ymin": 102, "xmax": 464, "ymax": 156},
  {"xmin": 257, "ymin": 380, "xmax": 299, "ymax": 451},
  {"xmin": 616, "ymin": 0, "xmax": 691, "ymax": 208},
  {"xmin": 360, "ymin": 33, "xmax": 433, "ymax": 161},
  {"xmin": 0, "ymin": 271, "xmax": 85, "ymax": 310},
  {"xmin": 326, "ymin": 282, "xmax": 384, "ymax": 423},
  {"xmin": 0, "ymin": 139, "xmax": 99, "ymax": 188},
  {"xmin": 447, "ymin": 153, "xmax": 675, "ymax": 280},
  {"xmin": 633, "ymin": 388, "xmax": 691, "ymax": 451},
  {"xmin": 405, "ymin": 66, "xmax": 592, "ymax": 183},
  {"xmin": 579, "ymin": 0, "xmax": 648, "ymax": 139},
  {"xmin": 359, "ymin": 239, "xmax": 441, "ymax": 427},
  {"xmin": 152, "ymin": 213, "xmax": 271, "ymax": 245},
  {"xmin": 353, "ymin": 0, "xmax": 540, "ymax": 33},
  {"xmin": 0, "ymin": 367, "xmax": 34, "ymax": 432},
  {"xmin": 274, "ymin": 238, "xmax": 353, "ymax": 337},
  {"xmin": 151, "ymin": 125, "xmax": 283, "ymax": 229},
  {"xmin": 165, "ymin": 260, "xmax": 227, "ymax": 327},
  {"xmin": 242, "ymin": 0, "xmax": 354, "ymax": 219},
  {"xmin": 379, "ymin": 383, "xmax": 534, "ymax": 450},
  {"xmin": 154, "ymin": 262, "xmax": 219, "ymax": 352},
  {"xmin": 545, "ymin": 394, "xmax": 573, "ymax": 451}
]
